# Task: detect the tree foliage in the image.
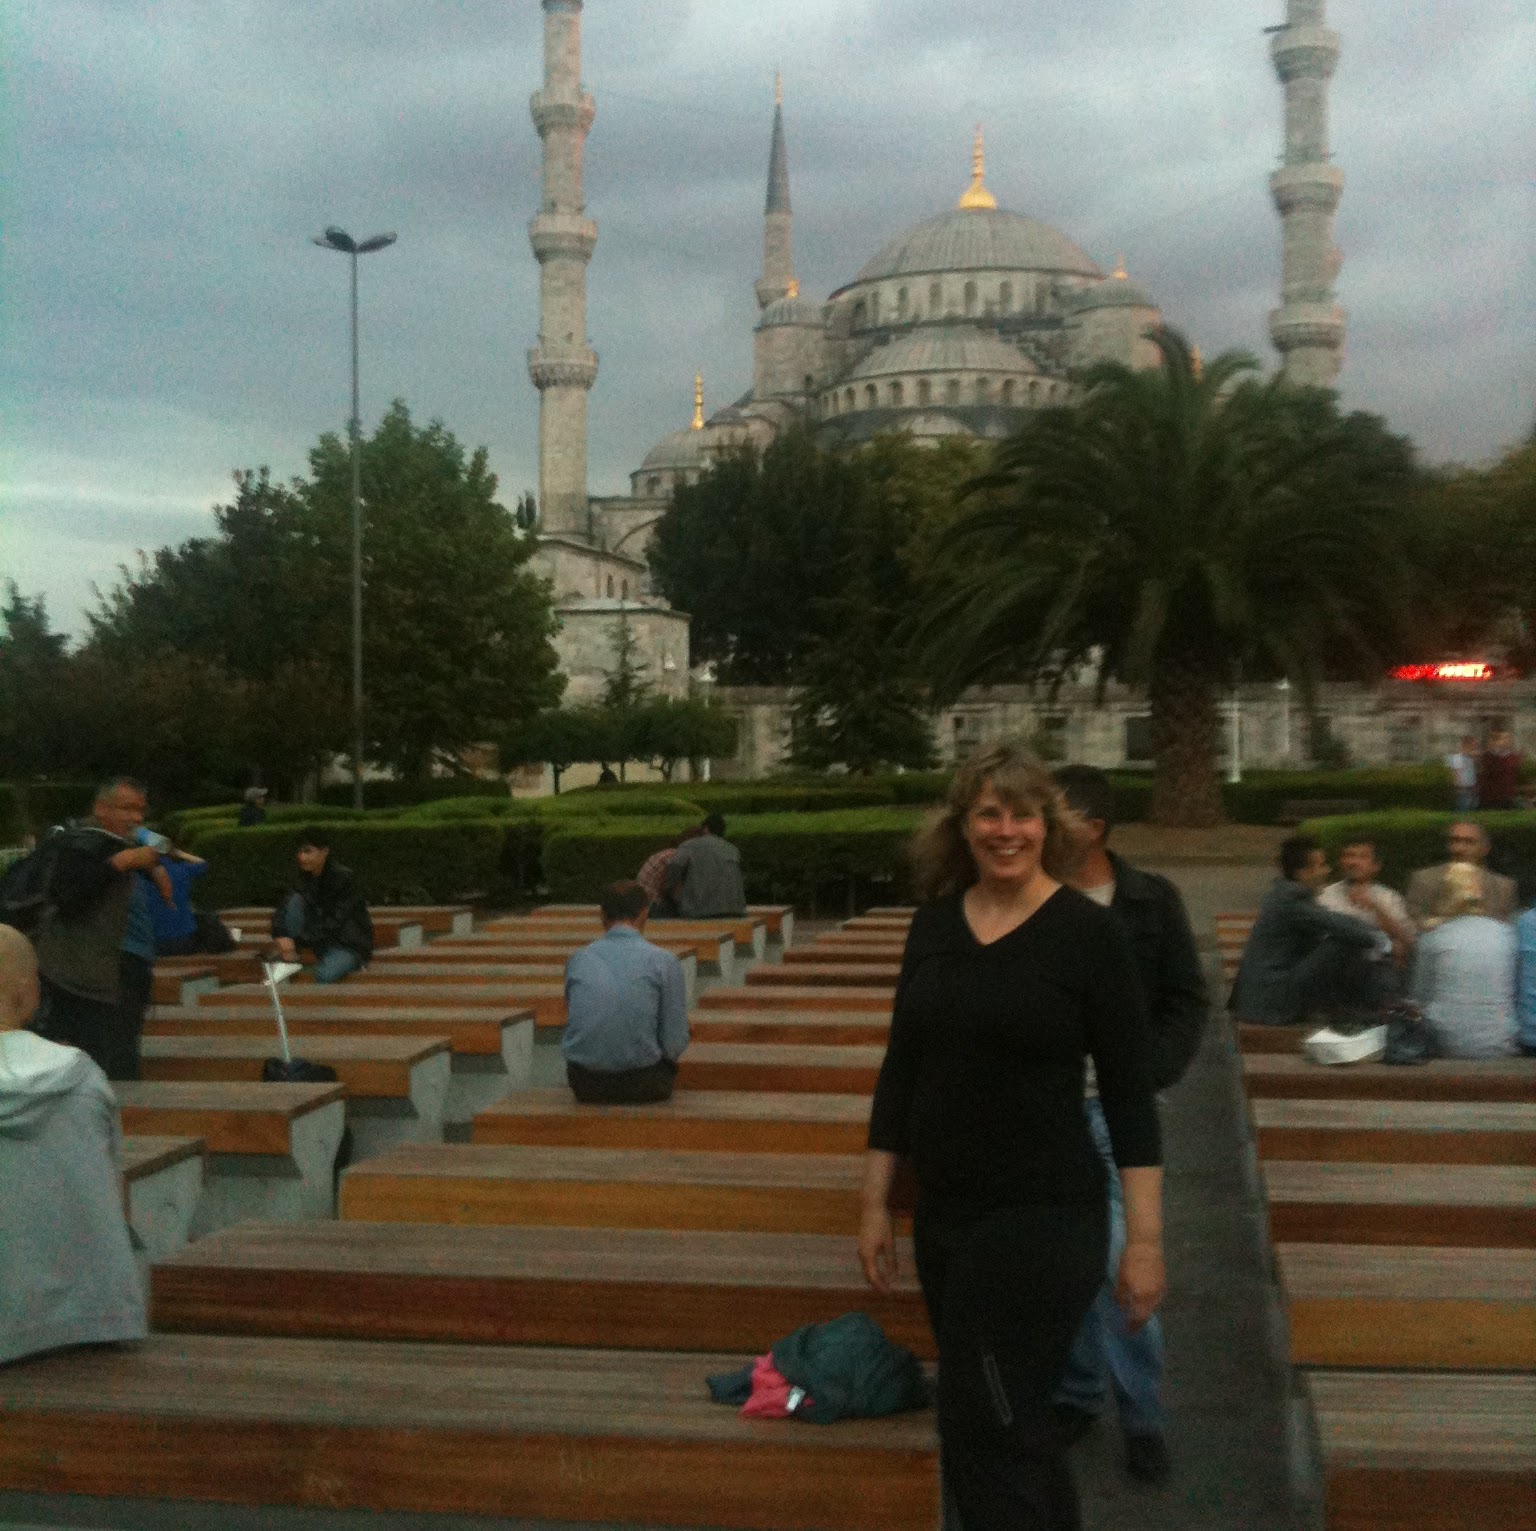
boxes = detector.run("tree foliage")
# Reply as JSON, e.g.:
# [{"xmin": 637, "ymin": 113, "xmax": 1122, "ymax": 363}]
[{"xmin": 913, "ymin": 328, "xmax": 1420, "ymax": 825}]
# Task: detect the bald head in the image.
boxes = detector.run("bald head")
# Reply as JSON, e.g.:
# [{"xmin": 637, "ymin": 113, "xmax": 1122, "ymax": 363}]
[{"xmin": 0, "ymin": 925, "xmax": 41, "ymax": 1031}]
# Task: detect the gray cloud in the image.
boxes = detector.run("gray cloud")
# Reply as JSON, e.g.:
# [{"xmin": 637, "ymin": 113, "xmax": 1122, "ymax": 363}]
[{"xmin": 4, "ymin": 0, "xmax": 1531, "ymax": 636}]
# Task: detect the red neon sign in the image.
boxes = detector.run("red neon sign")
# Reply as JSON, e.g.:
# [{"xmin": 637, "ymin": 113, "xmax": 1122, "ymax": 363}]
[{"xmin": 1390, "ymin": 662, "xmax": 1494, "ymax": 682}]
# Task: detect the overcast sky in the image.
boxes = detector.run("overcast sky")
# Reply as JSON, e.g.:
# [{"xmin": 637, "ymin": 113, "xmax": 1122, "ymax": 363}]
[{"xmin": 3, "ymin": 0, "xmax": 1531, "ymax": 636}]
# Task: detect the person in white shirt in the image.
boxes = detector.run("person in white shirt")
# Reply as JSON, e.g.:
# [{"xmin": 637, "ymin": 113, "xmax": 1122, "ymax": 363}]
[
  {"xmin": 1317, "ymin": 840, "xmax": 1415, "ymax": 958},
  {"xmin": 1446, "ymin": 734, "xmax": 1479, "ymax": 813}
]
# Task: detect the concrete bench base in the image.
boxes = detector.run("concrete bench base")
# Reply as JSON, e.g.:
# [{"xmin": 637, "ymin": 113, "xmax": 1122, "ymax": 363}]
[{"xmin": 121, "ymin": 1136, "xmax": 205, "ymax": 1262}]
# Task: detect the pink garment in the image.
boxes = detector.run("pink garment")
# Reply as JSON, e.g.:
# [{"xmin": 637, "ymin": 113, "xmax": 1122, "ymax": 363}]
[
  {"xmin": 739, "ymin": 1353, "xmax": 812, "ymax": 1420},
  {"xmin": 636, "ymin": 848, "xmax": 675, "ymax": 903}
]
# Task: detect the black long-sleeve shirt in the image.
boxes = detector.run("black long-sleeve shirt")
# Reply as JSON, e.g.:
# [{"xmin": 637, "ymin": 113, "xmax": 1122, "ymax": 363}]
[{"xmin": 868, "ymin": 889, "xmax": 1161, "ymax": 1219}]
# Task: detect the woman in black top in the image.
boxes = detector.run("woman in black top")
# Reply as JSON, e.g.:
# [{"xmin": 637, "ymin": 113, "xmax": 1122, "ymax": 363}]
[{"xmin": 861, "ymin": 744, "xmax": 1164, "ymax": 1530}]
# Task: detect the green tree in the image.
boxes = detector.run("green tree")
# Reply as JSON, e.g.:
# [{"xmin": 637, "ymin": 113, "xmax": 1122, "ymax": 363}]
[
  {"xmin": 0, "ymin": 585, "xmax": 71, "ymax": 779},
  {"xmin": 504, "ymin": 707, "xmax": 610, "ymax": 795},
  {"xmin": 628, "ymin": 696, "xmax": 739, "ymax": 782},
  {"xmin": 914, "ymin": 328, "xmax": 1418, "ymax": 825}
]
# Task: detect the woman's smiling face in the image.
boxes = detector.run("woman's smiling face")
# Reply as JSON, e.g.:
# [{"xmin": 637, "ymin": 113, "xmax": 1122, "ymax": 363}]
[{"xmin": 963, "ymin": 781, "xmax": 1047, "ymax": 887}]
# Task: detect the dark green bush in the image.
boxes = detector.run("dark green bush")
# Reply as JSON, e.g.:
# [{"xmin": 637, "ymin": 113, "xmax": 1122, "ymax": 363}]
[
  {"xmin": 544, "ymin": 789, "xmax": 706, "ymax": 820},
  {"xmin": 194, "ymin": 821, "xmax": 507, "ymax": 908},
  {"xmin": 1224, "ymin": 766, "xmax": 1473, "ymax": 824},
  {"xmin": 317, "ymin": 777, "xmax": 508, "ymax": 809},
  {"xmin": 8, "ymin": 780, "xmax": 96, "ymax": 833},
  {"xmin": 542, "ymin": 807, "xmax": 926, "ymax": 915},
  {"xmin": 1300, "ymin": 810, "xmax": 1536, "ymax": 898},
  {"xmin": 0, "ymin": 785, "xmax": 26, "ymax": 845}
]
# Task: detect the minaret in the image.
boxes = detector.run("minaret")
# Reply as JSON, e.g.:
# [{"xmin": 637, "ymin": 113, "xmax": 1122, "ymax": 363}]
[
  {"xmin": 1269, "ymin": 0, "xmax": 1345, "ymax": 387},
  {"xmin": 755, "ymin": 75, "xmax": 795, "ymax": 309},
  {"xmin": 529, "ymin": 0, "xmax": 599, "ymax": 538}
]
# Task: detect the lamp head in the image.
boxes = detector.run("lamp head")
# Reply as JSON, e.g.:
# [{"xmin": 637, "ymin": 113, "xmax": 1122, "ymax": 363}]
[
  {"xmin": 357, "ymin": 233, "xmax": 397, "ymax": 254},
  {"xmin": 313, "ymin": 227, "xmax": 357, "ymax": 253}
]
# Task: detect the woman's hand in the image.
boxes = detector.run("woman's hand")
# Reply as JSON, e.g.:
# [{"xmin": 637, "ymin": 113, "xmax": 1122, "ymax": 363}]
[
  {"xmin": 1114, "ymin": 1239, "xmax": 1166, "ymax": 1332},
  {"xmin": 858, "ymin": 1204, "xmax": 898, "ymax": 1294}
]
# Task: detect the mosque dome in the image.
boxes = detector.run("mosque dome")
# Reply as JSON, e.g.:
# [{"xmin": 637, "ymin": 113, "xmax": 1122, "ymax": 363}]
[
  {"xmin": 854, "ymin": 208, "xmax": 1101, "ymax": 285},
  {"xmin": 1069, "ymin": 270, "xmax": 1156, "ymax": 312},
  {"xmin": 755, "ymin": 295, "xmax": 825, "ymax": 330},
  {"xmin": 845, "ymin": 326, "xmax": 1039, "ymax": 382},
  {"xmin": 640, "ymin": 425, "xmax": 707, "ymax": 472}
]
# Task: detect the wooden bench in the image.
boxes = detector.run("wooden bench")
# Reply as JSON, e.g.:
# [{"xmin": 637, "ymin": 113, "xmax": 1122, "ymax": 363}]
[
  {"xmin": 1260, "ymin": 1162, "xmax": 1536, "ymax": 1247},
  {"xmin": 746, "ymin": 962, "xmax": 901, "ymax": 989},
  {"xmin": 114, "ymin": 1081, "xmax": 347, "ymax": 1235},
  {"xmin": 1243, "ymin": 1054, "xmax": 1536, "ymax": 1104},
  {"xmin": 219, "ymin": 906, "xmax": 426, "ymax": 951},
  {"xmin": 150, "ymin": 964, "xmax": 217, "ymax": 1006},
  {"xmin": 518, "ymin": 909, "xmax": 770, "ymax": 961},
  {"xmin": 747, "ymin": 903, "xmax": 796, "ymax": 946},
  {"xmin": 140, "ymin": 1035, "xmax": 452, "ymax": 1158},
  {"xmin": 339, "ymin": 1143, "xmax": 899, "ymax": 1237},
  {"xmin": 143, "ymin": 1006, "xmax": 533, "ymax": 1126},
  {"xmin": 690, "ymin": 1009, "xmax": 891, "ymax": 1047},
  {"xmin": 1306, "ymin": 1370, "xmax": 1535, "ymax": 1531},
  {"xmin": 411, "ymin": 932, "xmax": 729, "ymax": 984},
  {"xmin": 677, "ymin": 1042, "xmax": 884, "ymax": 1095},
  {"xmin": 150, "ymin": 1221, "xmax": 932, "ymax": 1359},
  {"xmin": 472, "ymin": 1087, "xmax": 872, "ymax": 1155},
  {"xmin": 697, "ymin": 984, "xmax": 895, "ymax": 1014},
  {"xmin": 121, "ymin": 1135, "xmax": 205, "ymax": 1262},
  {"xmin": 366, "ymin": 951, "xmax": 699, "ymax": 1004},
  {"xmin": 808, "ymin": 928, "xmax": 913, "ymax": 947},
  {"xmin": 1215, "ymin": 911, "xmax": 1257, "ymax": 990},
  {"xmin": 192, "ymin": 978, "xmax": 566, "ymax": 1030},
  {"xmin": 783, "ymin": 943, "xmax": 905, "ymax": 967},
  {"xmin": 1235, "ymin": 1021, "xmax": 1303, "ymax": 1053},
  {"xmin": 0, "ymin": 1334, "xmax": 939, "ymax": 1529},
  {"xmin": 157, "ymin": 950, "xmax": 267, "ymax": 987},
  {"xmin": 1277, "ymin": 1244, "xmax": 1536, "ymax": 1370},
  {"xmin": 1251, "ymin": 1099, "xmax": 1536, "ymax": 1165}
]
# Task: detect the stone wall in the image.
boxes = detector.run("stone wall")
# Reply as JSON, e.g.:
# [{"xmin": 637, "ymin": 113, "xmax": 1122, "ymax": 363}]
[{"xmin": 553, "ymin": 599, "xmax": 692, "ymax": 705}]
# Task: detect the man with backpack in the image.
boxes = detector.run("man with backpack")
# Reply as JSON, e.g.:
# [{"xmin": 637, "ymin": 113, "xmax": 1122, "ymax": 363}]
[{"xmin": 5, "ymin": 778, "xmax": 166, "ymax": 1080}]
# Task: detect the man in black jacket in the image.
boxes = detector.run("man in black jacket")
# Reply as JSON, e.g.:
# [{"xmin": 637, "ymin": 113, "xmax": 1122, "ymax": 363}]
[
  {"xmin": 1051, "ymin": 765, "xmax": 1208, "ymax": 1484},
  {"xmin": 270, "ymin": 827, "xmax": 373, "ymax": 983}
]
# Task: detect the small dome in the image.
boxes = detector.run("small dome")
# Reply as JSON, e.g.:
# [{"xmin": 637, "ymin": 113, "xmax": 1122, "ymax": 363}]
[
  {"xmin": 854, "ymin": 207, "xmax": 1101, "ymax": 284},
  {"xmin": 844, "ymin": 325, "xmax": 1040, "ymax": 382},
  {"xmin": 756, "ymin": 296, "xmax": 825, "ymax": 331},
  {"xmin": 1070, "ymin": 276, "xmax": 1156, "ymax": 312},
  {"xmin": 640, "ymin": 425, "xmax": 707, "ymax": 471}
]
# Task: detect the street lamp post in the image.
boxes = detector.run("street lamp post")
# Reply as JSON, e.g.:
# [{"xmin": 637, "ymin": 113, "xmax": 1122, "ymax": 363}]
[{"xmin": 311, "ymin": 225, "xmax": 396, "ymax": 808}]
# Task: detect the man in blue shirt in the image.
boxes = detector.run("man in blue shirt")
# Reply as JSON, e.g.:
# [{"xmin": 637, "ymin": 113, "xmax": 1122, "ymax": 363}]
[{"xmin": 563, "ymin": 881, "xmax": 690, "ymax": 1104}]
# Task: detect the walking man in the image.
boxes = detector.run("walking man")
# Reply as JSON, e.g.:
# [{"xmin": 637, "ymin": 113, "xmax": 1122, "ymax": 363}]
[{"xmin": 1051, "ymin": 765, "xmax": 1208, "ymax": 1483}]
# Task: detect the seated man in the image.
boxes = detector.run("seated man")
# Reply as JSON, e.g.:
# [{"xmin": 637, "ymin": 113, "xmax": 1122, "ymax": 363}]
[
  {"xmin": 1, "ymin": 925, "xmax": 147, "ymax": 1365},
  {"xmin": 1406, "ymin": 822, "xmax": 1517, "ymax": 931},
  {"xmin": 1517, "ymin": 901, "xmax": 1536, "ymax": 1056},
  {"xmin": 1411, "ymin": 863, "xmax": 1519, "ymax": 1059},
  {"xmin": 1316, "ymin": 837, "xmax": 1415, "ymax": 987},
  {"xmin": 1230, "ymin": 835, "xmax": 1384, "ymax": 1026},
  {"xmin": 663, "ymin": 812, "xmax": 746, "ymax": 919},
  {"xmin": 270, "ymin": 827, "xmax": 373, "ymax": 983},
  {"xmin": 562, "ymin": 881, "xmax": 689, "ymax": 1104}
]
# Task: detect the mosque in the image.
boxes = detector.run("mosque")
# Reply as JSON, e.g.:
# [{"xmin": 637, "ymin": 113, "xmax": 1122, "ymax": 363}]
[{"xmin": 524, "ymin": 1, "xmax": 1368, "ymax": 774}]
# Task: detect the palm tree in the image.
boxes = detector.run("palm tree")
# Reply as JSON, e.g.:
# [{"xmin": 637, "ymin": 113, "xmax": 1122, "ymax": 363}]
[{"xmin": 913, "ymin": 328, "xmax": 1416, "ymax": 825}]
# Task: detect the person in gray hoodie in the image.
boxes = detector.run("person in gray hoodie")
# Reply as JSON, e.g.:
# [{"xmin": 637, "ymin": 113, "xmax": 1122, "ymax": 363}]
[{"xmin": 0, "ymin": 924, "xmax": 147, "ymax": 1365}]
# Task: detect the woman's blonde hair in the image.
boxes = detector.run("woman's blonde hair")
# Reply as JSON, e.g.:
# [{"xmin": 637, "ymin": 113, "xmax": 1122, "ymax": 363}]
[
  {"xmin": 1438, "ymin": 861, "xmax": 1486, "ymax": 920},
  {"xmin": 909, "ymin": 741, "xmax": 1090, "ymax": 902}
]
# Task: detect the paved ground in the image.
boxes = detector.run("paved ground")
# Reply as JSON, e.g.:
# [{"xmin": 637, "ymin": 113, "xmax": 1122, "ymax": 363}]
[{"xmin": 3, "ymin": 851, "xmax": 1314, "ymax": 1531}]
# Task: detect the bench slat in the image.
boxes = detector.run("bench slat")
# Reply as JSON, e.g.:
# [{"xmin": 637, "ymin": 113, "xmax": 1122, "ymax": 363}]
[
  {"xmin": 1251, "ymin": 1099, "xmax": 1536, "ymax": 1165},
  {"xmin": 1243, "ymin": 1055, "xmax": 1536, "ymax": 1104}
]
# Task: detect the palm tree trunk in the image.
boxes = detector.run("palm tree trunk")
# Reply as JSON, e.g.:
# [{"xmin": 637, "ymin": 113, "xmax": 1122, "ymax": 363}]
[{"xmin": 1148, "ymin": 661, "xmax": 1224, "ymax": 827}]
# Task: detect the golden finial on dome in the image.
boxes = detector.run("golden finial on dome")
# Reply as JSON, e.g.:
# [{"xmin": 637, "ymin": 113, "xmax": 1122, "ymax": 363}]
[
  {"xmin": 958, "ymin": 125, "xmax": 997, "ymax": 211},
  {"xmin": 775, "ymin": 71, "xmax": 783, "ymax": 107},
  {"xmin": 691, "ymin": 373, "xmax": 705, "ymax": 430},
  {"xmin": 786, "ymin": 277, "xmax": 800, "ymax": 299},
  {"xmin": 1113, "ymin": 254, "xmax": 1128, "ymax": 280}
]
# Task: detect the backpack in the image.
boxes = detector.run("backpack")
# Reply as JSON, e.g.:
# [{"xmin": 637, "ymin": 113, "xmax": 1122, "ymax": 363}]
[{"xmin": 0, "ymin": 829, "xmax": 64, "ymax": 935}]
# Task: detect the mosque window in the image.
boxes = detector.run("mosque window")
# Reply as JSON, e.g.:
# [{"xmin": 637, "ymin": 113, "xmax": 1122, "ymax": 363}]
[
  {"xmin": 917, "ymin": 378, "xmax": 932, "ymax": 406},
  {"xmin": 929, "ymin": 280, "xmax": 942, "ymax": 315},
  {"xmin": 865, "ymin": 384, "xmax": 878, "ymax": 408},
  {"xmin": 647, "ymin": 476, "xmax": 660, "ymax": 495},
  {"xmin": 999, "ymin": 281, "xmax": 1013, "ymax": 313},
  {"xmin": 946, "ymin": 378, "xmax": 961, "ymax": 405},
  {"xmin": 1001, "ymin": 379, "xmax": 1016, "ymax": 405},
  {"xmin": 890, "ymin": 380, "xmax": 904, "ymax": 407},
  {"xmin": 870, "ymin": 292, "xmax": 881, "ymax": 326},
  {"xmin": 622, "ymin": 580, "xmax": 629, "ymax": 599},
  {"xmin": 963, "ymin": 281, "xmax": 977, "ymax": 316},
  {"xmin": 803, "ymin": 374, "xmax": 814, "ymax": 395},
  {"xmin": 897, "ymin": 287, "xmax": 909, "ymax": 321},
  {"xmin": 606, "ymin": 576, "xmax": 614, "ymax": 598},
  {"xmin": 975, "ymin": 378, "xmax": 991, "ymax": 404},
  {"xmin": 853, "ymin": 300, "xmax": 867, "ymax": 329},
  {"xmin": 845, "ymin": 388, "xmax": 855, "ymax": 410},
  {"xmin": 1028, "ymin": 379, "xmax": 1040, "ymax": 402}
]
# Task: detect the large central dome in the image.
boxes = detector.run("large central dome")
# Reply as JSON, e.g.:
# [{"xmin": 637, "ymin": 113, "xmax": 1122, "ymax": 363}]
[{"xmin": 855, "ymin": 206, "xmax": 1102, "ymax": 284}]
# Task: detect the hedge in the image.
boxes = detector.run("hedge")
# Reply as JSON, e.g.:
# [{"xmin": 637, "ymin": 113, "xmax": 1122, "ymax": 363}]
[
  {"xmin": 192, "ymin": 822, "xmax": 508, "ymax": 908},
  {"xmin": 0, "ymin": 785, "xmax": 25, "ymax": 846},
  {"xmin": 318, "ymin": 777, "xmax": 508, "ymax": 809},
  {"xmin": 1299, "ymin": 810, "xmax": 1536, "ymax": 900},
  {"xmin": 542, "ymin": 807, "xmax": 926, "ymax": 915}
]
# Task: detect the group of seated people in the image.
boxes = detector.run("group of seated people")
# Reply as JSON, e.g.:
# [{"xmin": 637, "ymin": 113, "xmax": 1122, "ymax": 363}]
[{"xmin": 1232, "ymin": 820, "xmax": 1536, "ymax": 1058}]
